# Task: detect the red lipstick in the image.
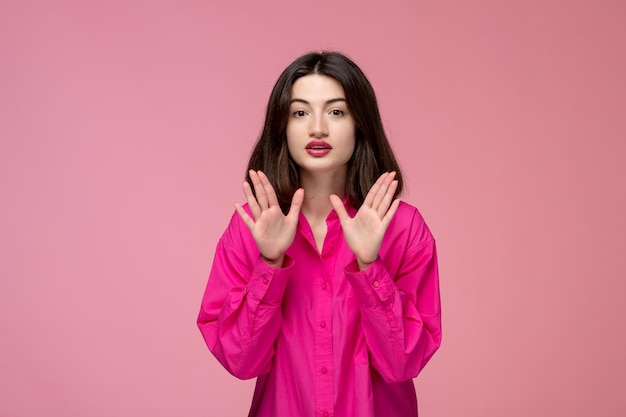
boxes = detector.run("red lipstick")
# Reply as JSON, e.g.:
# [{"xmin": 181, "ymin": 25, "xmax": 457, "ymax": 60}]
[{"xmin": 306, "ymin": 140, "xmax": 331, "ymax": 156}]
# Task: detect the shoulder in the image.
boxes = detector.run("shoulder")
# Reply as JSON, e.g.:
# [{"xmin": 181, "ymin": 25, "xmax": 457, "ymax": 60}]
[
  {"xmin": 392, "ymin": 201, "xmax": 426, "ymax": 226},
  {"xmin": 394, "ymin": 200, "xmax": 421, "ymax": 220},
  {"xmin": 219, "ymin": 204, "xmax": 255, "ymax": 249},
  {"xmin": 388, "ymin": 201, "xmax": 434, "ymax": 247}
]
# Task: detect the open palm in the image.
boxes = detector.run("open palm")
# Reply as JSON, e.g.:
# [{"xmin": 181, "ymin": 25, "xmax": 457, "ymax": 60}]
[
  {"xmin": 235, "ymin": 170, "xmax": 304, "ymax": 266},
  {"xmin": 330, "ymin": 172, "xmax": 400, "ymax": 269}
]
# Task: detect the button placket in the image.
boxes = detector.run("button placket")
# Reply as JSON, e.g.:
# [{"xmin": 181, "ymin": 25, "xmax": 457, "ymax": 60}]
[
  {"xmin": 314, "ymin": 212, "xmax": 344, "ymax": 417},
  {"xmin": 315, "ymin": 269, "xmax": 333, "ymax": 416}
]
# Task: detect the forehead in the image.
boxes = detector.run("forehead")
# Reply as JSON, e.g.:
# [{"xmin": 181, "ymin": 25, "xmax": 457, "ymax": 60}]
[{"xmin": 290, "ymin": 74, "xmax": 345, "ymax": 101}]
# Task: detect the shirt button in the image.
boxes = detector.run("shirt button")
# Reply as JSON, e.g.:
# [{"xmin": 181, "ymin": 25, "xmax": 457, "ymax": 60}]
[
  {"xmin": 321, "ymin": 282, "xmax": 328, "ymax": 290},
  {"xmin": 321, "ymin": 366, "xmax": 327, "ymax": 374},
  {"xmin": 263, "ymin": 278, "xmax": 269, "ymax": 285},
  {"xmin": 322, "ymin": 412, "xmax": 329, "ymax": 417},
  {"xmin": 372, "ymin": 280, "xmax": 379, "ymax": 288},
  {"xmin": 320, "ymin": 320, "xmax": 326, "ymax": 329}
]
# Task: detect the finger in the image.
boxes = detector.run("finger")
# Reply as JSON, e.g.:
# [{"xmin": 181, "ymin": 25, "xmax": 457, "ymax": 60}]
[
  {"xmin": 330, "ymin": 194, "xmax": 351, "ymax": 226},
  {"xmin": 242, "ymin": 181, "xmax": 261, "ymax": 220},
  {"xmin": 286, "ymin": 188, "xmax": 304, "ymax": 221},
  {"xmin": 249, "ymin": 170, "xmax": 269, "ymax": 210},
  {"xmin": 377, "ymin": 180, "xmax": 398, "ymax": 218},
  {"xmin": 234, "ymin": 202, "xmax": 256, "ymax": 231},
  {"xmin": 362, "ymin": 172, "xmax": 388, "ymax": 208},
  {"xmin": 371, "ymin": 171, "xmax": 396, "ymax": 211},
  {"xmin": 257, "ymin": 170, "xmax": 280, "ymax": 207},
  {"xmin": 381, "ymin": 198, "xmax": 401, "ymax": 229}
]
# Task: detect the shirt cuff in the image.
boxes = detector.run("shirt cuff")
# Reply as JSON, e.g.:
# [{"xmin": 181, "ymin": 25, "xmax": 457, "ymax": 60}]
[
  {"xmin": 247, "ymin": 255, "xmax": 294, "ymax": 303},
  {"xmin": 345, "ymin": 258, "xmax": 395, "ymax": 305}
]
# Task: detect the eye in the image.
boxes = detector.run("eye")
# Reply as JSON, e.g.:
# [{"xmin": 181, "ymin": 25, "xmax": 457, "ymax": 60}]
[
  {"xmin": 330, "ymin": 109, "xmax": 344, "ymax": 116},
  {"xmin": 292, "ymin": 110, "xmax": 307, "ymax": 118}
]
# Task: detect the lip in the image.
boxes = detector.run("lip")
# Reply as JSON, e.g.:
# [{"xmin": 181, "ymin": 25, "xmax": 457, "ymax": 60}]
[
  {"xmin": 306, "ymin": 140, "xmax": 332, "ymax": 156},
  {"xmin": 306, "ymin": 140, "xmax": 332, "ymax": 149}
]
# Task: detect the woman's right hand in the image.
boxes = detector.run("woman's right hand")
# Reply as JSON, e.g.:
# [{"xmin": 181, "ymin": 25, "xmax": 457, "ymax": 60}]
[{"xmin": 234, "ymin": 170, "xmax": 304, "ymax": 267}]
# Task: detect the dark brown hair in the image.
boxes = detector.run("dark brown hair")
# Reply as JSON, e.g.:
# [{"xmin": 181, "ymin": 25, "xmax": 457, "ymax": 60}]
[{"xmin": 247, "ymin": 51, "xmax": 403, "ymax": 213}]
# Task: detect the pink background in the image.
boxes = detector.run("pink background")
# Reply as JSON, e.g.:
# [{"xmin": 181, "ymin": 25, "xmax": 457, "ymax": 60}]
[{"xmin": 1, "ymin": 0, "xmax": 625, "ymax": 416}]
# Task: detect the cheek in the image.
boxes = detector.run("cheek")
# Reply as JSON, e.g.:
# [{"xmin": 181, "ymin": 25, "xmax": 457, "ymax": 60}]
[
  {"xmin": 287, "ymin": 132, "xmax": 296, "ymax": 155},
  {"xmin": 285, "ymin": 125, "xmax": 295, "ymax": 149},
  {"xmin": 285, "ymin": 128, "xmax": 300, "ymax": 162},
  {"xmin": 344, "ymin": 127, "xmax": 357, "ymax": 154}
]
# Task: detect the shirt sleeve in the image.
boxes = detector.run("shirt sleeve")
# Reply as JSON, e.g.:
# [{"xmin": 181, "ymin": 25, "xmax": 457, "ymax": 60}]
[
  {"xmin": 197, "ymin": 211, "xmax": 292, "ymax": 380},
  {"xmin": 344, "ymin": 210, "xmax": 442, "ymax": 383}
]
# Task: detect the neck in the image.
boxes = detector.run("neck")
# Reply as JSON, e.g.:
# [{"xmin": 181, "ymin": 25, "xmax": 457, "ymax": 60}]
[{"xmin": 300, "ymin": 169, "xmax": 346, "ymax": 221}]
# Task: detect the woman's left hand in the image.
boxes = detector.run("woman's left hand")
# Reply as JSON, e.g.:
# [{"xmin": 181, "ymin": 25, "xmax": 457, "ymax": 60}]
[{"xmin": 330, "ymin": 172, "xmax": 400, "ymax": 270}]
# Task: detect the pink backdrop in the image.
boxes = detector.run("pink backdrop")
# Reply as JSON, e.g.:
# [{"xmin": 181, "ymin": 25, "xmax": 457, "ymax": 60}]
[{"xmin": 1, "ymin": 1, "xmax": 625, "ymax": 416}]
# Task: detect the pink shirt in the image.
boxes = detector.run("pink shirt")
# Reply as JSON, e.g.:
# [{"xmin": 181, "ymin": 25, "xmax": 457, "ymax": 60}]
[{"xmin": 197, "ymin": 201, "xmax": 442, "ymax": 417}]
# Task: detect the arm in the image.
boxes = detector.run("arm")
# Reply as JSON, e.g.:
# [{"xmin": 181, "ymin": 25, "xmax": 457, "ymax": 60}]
[
  {"xmin": 197, "ymin": 170, "xmax": 303, "ymax": 379},
  {"xmin": 331, "ymin": 172, "xmax": 442, "ymax": 382},
  {"xmin": 197, "ymin": 213, "xmax": 294, "ymax": 379}
]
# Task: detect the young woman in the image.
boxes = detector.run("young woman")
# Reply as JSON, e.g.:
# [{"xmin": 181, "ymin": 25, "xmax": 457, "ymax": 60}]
[{"xmin": 198, "ymin": 51, "xmax": 441, "ymax": 417}]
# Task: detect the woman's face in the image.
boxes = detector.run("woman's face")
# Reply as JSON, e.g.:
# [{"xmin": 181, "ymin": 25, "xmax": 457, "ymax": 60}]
[{"xmin": 286, "ymin": 74, "xmax": 356, "ymax": 178}]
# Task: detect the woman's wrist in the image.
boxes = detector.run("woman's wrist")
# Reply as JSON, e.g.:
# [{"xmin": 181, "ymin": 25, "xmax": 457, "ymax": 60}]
[
  {"xmin": 356, "ymin": 257, "xmax": 376, "ymax": 271},
  {"xmin": 261, "ymin": 253, "xmax": 285, "ymax": 268}
]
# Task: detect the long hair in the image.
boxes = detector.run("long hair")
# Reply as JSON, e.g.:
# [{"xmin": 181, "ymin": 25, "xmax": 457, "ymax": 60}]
[{"xmin": 246, "ymin": 51, "xmax": 403, "ymax": 213}]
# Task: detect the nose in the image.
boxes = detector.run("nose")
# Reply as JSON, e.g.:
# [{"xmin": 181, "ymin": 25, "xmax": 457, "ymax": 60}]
[{"xmin": 308, "ymin": 113, "xmax": 328, "ymax": 138}]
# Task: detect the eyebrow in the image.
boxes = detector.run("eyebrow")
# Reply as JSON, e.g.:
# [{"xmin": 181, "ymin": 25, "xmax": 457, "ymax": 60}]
[{"xmin": 289, "ymin": 98, "xmax": 347, "ymax": 105}]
